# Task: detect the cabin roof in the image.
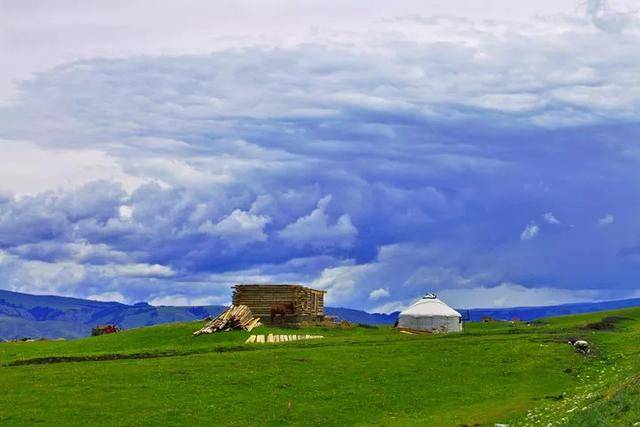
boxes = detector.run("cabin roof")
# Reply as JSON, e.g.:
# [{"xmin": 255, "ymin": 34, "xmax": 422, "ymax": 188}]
[{"xmin": 233, "ymin": 283, "xmax": 326, "ymax": 293}]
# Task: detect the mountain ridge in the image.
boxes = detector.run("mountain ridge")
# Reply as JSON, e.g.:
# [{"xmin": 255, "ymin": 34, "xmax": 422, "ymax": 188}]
[{"xmin": 2, "ymin": 288, "xmax": 640, "ymax": 340}]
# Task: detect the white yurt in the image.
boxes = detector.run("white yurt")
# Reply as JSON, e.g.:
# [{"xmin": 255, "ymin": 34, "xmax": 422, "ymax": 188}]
[{"xmin": 397, "ymin": 293, "xmax": 462, "ymax": 333}]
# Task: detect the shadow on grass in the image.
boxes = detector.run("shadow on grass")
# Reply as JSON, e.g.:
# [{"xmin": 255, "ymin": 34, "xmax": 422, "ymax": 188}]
[
  {"xmin": 582, "ymin": 316, "xmax": 632, "ymax": 331},
  {"xmin": 7, "ymin": 346, "xmax": 259, "ymax": 367}
]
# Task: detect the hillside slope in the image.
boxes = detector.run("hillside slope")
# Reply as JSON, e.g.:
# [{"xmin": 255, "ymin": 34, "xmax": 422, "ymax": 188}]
[
  {"xmin": 463, "ymin": 297, "xmax": 640, "ymax": 321},
  {"xmin": 2, "ymin": 308, "xmax": 640, "ymax": 425}
]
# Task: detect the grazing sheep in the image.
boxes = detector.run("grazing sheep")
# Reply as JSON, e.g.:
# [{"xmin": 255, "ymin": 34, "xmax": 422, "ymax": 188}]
[{"xmin": 568, "ymin": 339, "xmax": 590, "ymax": 354}]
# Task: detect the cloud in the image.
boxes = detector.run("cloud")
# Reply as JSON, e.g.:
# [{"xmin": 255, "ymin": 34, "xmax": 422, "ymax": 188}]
[
  {"xmin": 584, "ymin": 0, "xmax": 638, "ymax": 32},
  {"xmin": 278, "ymin": 195, "xmax": 357, "ymax": 249},
  {"xmin": 0, "ymin": 140, "xmax": 143, "ymax": 195},
  {"xmin": 404, "ymin": 266, "xmax": 475, "ymax": 289},
  {"xmin": 309, "ymin": 231, "xmax": 640, "ymax": 311},
  {"xmin": 118, "ymin": 205, "xmax": 133, "ymax": 221},
  {"xmin": 199, "ymin": 209, "xmax": 271, "ymax": 247},
  {"xmin": 96, "ymin": 263, "xmax": 175, "ymax": 278},
  {"xmin": 9, "ymin": 241, "xmax": 130, "ymax": 265},
  {"xmin": 520, "ymin": 223, "xmax": 540, "ymax": 241},
  {"xmin": 0, "ymin": 3, "xmax": 639, "ymax": 309},
  {"xmin": 311, "ymin": 243, "xmax": 487, "ymax": 309},
  {"xmin": 369, "ymin": 300, "xmax": 408, "ymax": 314},
  {"xmin": 148, "ymin": 294, "xmax": 227, "ymax": 307},
  {"xmin": 368, "ymin": 288, "xmax": 390, "ymax": 300},
  {"xmin": 0, "ymin": 181, "xmax": 126, "ymax": 247},
  {"xmin": 311, "ymin": 262, "xmax": 375, "ymax": 306},
  {"xmin": 437, "ymin": 282, "xmax": 601, "ymax": 309},
  {"xmin": 543, "ymin": 212, "xmax": 561, "ymax": 225},
  {"xmin": 598, "ymin": 214, "xmax": 615, "ymax": 226},
  {"xmin": 372, "ymin": 282, "xmax": 605, "ymax": 312}
]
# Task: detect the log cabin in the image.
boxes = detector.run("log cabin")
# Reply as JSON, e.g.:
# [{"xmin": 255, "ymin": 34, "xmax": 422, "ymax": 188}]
[{"xmin": 232, "ymin": 284, "xmax": 326, "ymax": 323}]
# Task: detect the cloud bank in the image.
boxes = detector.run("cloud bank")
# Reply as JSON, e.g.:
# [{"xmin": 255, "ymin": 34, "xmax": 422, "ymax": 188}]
[{"xmin": 0, "ymin": 1, "xmax": 639, "ymax": 309}]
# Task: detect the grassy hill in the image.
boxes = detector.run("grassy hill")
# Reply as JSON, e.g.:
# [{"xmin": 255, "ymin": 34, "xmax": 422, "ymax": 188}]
[{"xmin": 2, "ymin": 309, "xmax": 640, "ymax": 426}]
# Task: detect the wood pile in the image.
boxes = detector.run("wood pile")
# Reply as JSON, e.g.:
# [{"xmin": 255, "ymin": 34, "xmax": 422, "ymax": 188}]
[
  {"xmin": 245, "ymin": 334, "xmax": 324, "ymax": 344},
  {"xmin": 193, "ymin": 305, "xmax": 261, "ymax": 336},
  {"xmin": 397, "ymin": 327, "xmax": 432, "ymax": 335}
]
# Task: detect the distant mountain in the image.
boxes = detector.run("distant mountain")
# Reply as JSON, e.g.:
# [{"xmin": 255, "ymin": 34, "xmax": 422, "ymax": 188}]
[
  {"xmin": 0, "ymin": 290, "xmax": 402, "ymax": 339},
  {"xmin": 459, "ymin": 298, "xmax": 640, "ymax": 322},
  {"xmin": 2, "ymin": 288, "xmax": 640, "ymax": 340},
  {"xmin": 326, "ymin": 307, "xmax": 399, "ymax": 325},
  {"xmin": 0, "ymin": 289, "xmax": 226, "ymax": 340}
]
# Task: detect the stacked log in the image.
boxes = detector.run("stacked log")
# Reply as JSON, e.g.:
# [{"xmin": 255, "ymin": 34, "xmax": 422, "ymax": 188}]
[
  {"xmin": 245, "ymin": 334, "xmax": 324, "ymax": 343},
  {"xmin": 232, "ymin": 284, "xmax": 326, "ymax": 319},
  {"xmin": 193, "ymin": 305, "xmax": 261, "ymax": 336},
  {"xmin": 232, "ymin": 285, "xmax": 303, "ymax": 318}
]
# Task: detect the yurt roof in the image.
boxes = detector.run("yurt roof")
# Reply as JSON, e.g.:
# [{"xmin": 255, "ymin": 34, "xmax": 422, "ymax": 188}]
[{"xmin": 399, "ymin": 293, "xmax": 461, "ymax": 318}]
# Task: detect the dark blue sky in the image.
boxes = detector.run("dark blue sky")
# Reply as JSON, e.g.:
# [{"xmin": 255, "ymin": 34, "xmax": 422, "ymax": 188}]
[{"xmin": 0, "ymin": 0, "xmax": 639, "ymax": 311}]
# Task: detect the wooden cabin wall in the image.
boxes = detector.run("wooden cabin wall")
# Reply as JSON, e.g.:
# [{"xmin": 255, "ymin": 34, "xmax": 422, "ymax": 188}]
[
  {"xmin": 232, "ymin": 286, "xmax": 305, "ymax": 317},
  {"xmin": 232, "ymin": 285, "xmax": 325, "ymax": 318},
  {"xmin": 314, "ymin": 290, "xmax": 325, "ymax": 315},
  {"xmin": 302, "ymin": 289, "xmax": 325, "ymax": 316}
]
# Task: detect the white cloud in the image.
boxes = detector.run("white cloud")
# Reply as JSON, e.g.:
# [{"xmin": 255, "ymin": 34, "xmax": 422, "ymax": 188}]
[
  {"xmin": 365, "ymin": 283, "xmax": 606, "ymax": 312},
  {"xmin": 279, "ymin": 195, "xmax": 357, "ymax": 249},
  {"xmin": 584, "ymin": 0, "xmax": 638, "ymax": 32},
  {"xmin": 310, "ymin": 243, "xmax": 492, "ymax": 308},
  {"xmin": 118, "ymin": 205, "xmax": 133, "ymax": 221},
  {"xmin": 0, "ymin": 139, "xmax": 143, "ymax": 195},
  {"xmin": 598, "ymin": 214, "xmax": 615, "ymax": 226},
  {"xmin": 520, "ymin": 223, "xmax": 540, "ymax": 240},
  {"xmin": 369, "ymin": 300, "xmax": 409, "ymax": 314},
  {"xmin": 0, "ymin": 0, "xmax": 584, "ymax": 103},
  {"xmin": 149, "ymin": 294, "xmax": 227, "ymax": 307},
  {"xmin": 543, "ymin": 212, "xmax": 561, "ymax": 225},
  {"xmin": 0, "ymin": 256, "xmax": 87, "ymax": 296},
  {"xmin": 307, "ymin": 239, "xmax": 634, "ymax": 311},
  {"xmin": 368, "ymin": 288, "xmax": 390, "ymax": 300},
  {"xmin": 437, "ymin": 282, "xmax": 601, "ymax": 309},
  {"xmin": 199, "ymin": 209, "xmax": 271, "ymax": 246},
  {"xmin": 10, "ymin": 241, "xmax": 131, "ymax": 264},
  {"xmin": 311, "ymin": 262, "xmax": 375, "ymax": 305},
  {"xmin": 96, "ymin": 263, "xmax": 175, "ymax": 278}
]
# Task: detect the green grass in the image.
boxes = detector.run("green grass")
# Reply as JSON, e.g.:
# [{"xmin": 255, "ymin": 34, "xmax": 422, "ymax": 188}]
[{"xmin": 2, "ymin": 309, "xmax": 640, "ymax": 426}]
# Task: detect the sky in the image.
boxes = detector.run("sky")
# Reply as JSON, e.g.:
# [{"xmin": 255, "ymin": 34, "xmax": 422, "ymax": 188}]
[{"xmin": 0, "ymin": 0, "xmax": 639, "ymax": 311}]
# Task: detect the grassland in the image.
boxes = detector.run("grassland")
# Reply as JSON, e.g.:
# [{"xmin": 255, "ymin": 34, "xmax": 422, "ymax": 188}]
[{"xmin": 1, "ymin": 308, "xmax": 640, "ymax": 426}]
